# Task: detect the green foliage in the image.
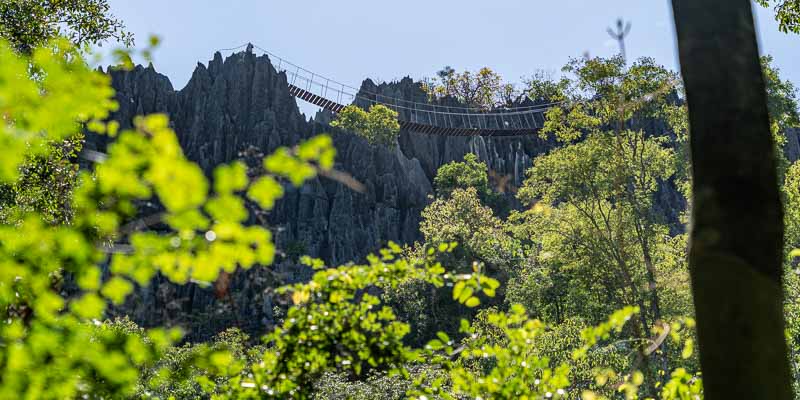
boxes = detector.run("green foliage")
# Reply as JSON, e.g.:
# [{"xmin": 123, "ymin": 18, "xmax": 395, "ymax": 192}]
[
  {"xmin": 763, "ymin": 56, "xmax": 800, "ymax": 132},
  {"xmin": 331, "ymin": 104, "xmax": 400, "ymax": 147},
  {"xmin": 411, "ymin": 302, "xmax": 699, "ymax": 400},
  {"xmin": 4, "ymin": 21, "xmax": 784, "ymax": 400},
  {"xmin": 434, "ymin": 153, "xmax": 490, "ymax": 198},
  {"xmin": 785, "ymin": 162, "xmax": 800, "ymax": 251},
  {"xmin": 573, "ymin": 306, "xmax": 640, "ymax": 359},
  {"xmin": 134, "ymin": 326, "xmax": 264, "ymax": 399},
  {"xmin": 783, "ymin": 170, "xmax": 800, "ymax": 396},
  {"xmin": 0, "ymin": 135, "xmax": 83, "ymax": 224},
  {"xmin": 514, "ymin": 130, "xmax": 677, "ymax": 325},
  {"xmin": 522, "ymin": 70, "xmax": 569, "ymax": 104},
  {"xmin": 422, "ymin": 66, "xmax": 517, "ymax": 109},
  {"xmin": 519, "ymin": 132, "xmax": 675, "ymax": 206},
  {"xmin": 421, "ymin": 187, "xmax": 516, "ymax": 269},
  {"xmin": 417, "ymin": 304, "xmax": 572, "ymax": 399},
  {"xmin": 526, "ymin": 317, "xmax": 629, "ymax": 397},
  {"xmin": 0, "ymin": 38, "xmax": 334, "ymax": 398},
  {"xmin": 655, "ymin": 234, "xmax": 695, "ymax": 318},
  {"xmin": 658, "ymin": 368, "xmax": 703, "ymax": 400},
  {"xmin": 513, "ymin": 56, "xmax": 683, "ymax": 332},
  {"xmin": 579, "ymin": 316, "xmax": 701, "ymax": 400},
  {"xmin": 433, "ymin": 153, "xmax": 512, "ymax": 216},
  {"xmin": 502, "ymin": 256, "xmax": 570, "ymax": 322},
  {"xmin": 201, "ymin": 243, "xmax": 502, "ymax": 399},
  {"xmin": 539, "ymin": 56, "xmax": 682, "ymax": 143},
  {"xmin": 0, "ymin": 0, "xmax": 133, "ymax": 53},
  {"xmin": 506, "ymin": 56, "xmax": 693, "ymax": 396},
  {"xmin": 0, "ymin": 35, "xmax": 160, "ymax": 225},
  {"xmin": 0, "ymin": 39, "xmax": 116, "ymax": 184},
  {"xmin": 755, "ymin": 0, "xmax": 800, "ymax": 34},
  {"xmin": 313, "ymin": 366, "xmax": 448, "ymax": 400}
]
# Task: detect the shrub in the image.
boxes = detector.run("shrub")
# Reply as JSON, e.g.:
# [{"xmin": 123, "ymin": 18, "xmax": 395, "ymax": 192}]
[{"xmin": 331, "ymin": 104, "xmax": 400, "ymax": 147}]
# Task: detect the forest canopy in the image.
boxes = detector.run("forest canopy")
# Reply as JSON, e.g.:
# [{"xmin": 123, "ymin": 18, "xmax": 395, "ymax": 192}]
[{"xmin": 0, "ymin": 1, "xmax": 799, "ymax": 399}]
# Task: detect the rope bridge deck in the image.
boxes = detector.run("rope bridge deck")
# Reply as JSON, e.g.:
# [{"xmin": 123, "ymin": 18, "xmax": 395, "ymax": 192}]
[
  {"xmin": 226, "ymin": 44, "xmax": 556, "ymax": 137},
  {"xmin": 288, "ymin": 84, "xmax": 538, "ymax": 137}
]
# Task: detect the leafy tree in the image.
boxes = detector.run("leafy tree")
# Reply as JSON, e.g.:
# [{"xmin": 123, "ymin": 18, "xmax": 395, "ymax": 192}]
[
  {"xmin": 387, "ymin": 188, "xmax": 512, "ymax": 345},
  {"xmin": 522, "ymin": 70, "xmax": 569, "ymax": 104},
  {"xmin": 206, "ymin": 247, "xmax": 456, "ymax": 399},
  {"xmin": 781, "ymin": 161, "xmax": 800, "ymax": 396},
  {"xmin": 0, "ymin": 38, "xmax": 334, "ymax": 398},
  {"xmin": 421, "ymin": 187, "xmax": 517, "ymax": 273},
  {"xmin": 763, "ymin": 56, "xmax": 800, "ymax": 141},
  {"xmin": 785, "ymin": 162, "xmax": 800, "ymax": 251},
  {"xmin": 389, "ymin": 155, "xmax": 512, "ymax": 345},
  {"xmin": 520, "ymin": 56, "xmax": 682, "ymax": 324},
  {"xmin": 0, "ymin": 39, "xmax": 493, "ymax": 400},
  {"xmin": 672, "ymin": 0, "xmax": 793, "ymax": 398},
  {"xmin": 131, "ymin": 326, "xmax": 266, "ymax": 398},
  {"xmin": 433, "ymin": 153, "xmax": 514, "ymax": 216},
  {"xmin": 331, "ymin": 104, "xmax": 400, "ymax": 147},
  {"xmin": 755, "ymin": 0, "xmax": 800, "ymax": 34},
  {"xmin": 433, "ymin": 154, "xmax": 489, "ymax": 197},
  {"xmin": 0, "ymin": 0, "xmax": 133, "ymax": 53},
  {"xmin": 517, "ymin": 132, "xmax": 677, "ymax": 324},
  {"xmin": 511, "ymin": 55, "xmax": 688, "ymax": 394},
  {"xmin": 0, "ymin": 25, "xmax": 717, "ymax": 400},
  {"xmin": 412, "ymin": 305, "xmax": 699, "ymax": 400},
  {"xmin": 758, "ymin": 56, "xmax": 800, "ymax": 182},
  {"xmin": 0, "ymin": 1, "xmax": 140, "ymax": 228},
  {"xmin": 313, "ymin": 366, "xmax": 448, "ymax": 400},
  {"xmin": 0, "ymin": 135, "xmax": 83, "ymax": 224},
  {"xmin": 423, "ymin": 66, "xmax": 518, "ymax": 109}
]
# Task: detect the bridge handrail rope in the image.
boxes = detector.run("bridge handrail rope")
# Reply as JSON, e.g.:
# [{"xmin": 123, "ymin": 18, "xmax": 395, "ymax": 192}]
[
  {"xmin": 222, "ymin": 43, "xmax": 562, "ymax": 113},
  {"xmin": 251, "ymin": 44, "xmax": 562, "ymax": 113},
  {"xmin": 284, "ymin": 72, "xmax": 553, "ymax": 117},
  {"xmin": 214, "ymin": 43, "xmax": 570, "ymax": 136}
]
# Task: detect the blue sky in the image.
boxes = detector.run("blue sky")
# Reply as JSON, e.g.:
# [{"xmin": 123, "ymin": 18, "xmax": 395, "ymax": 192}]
[{"xmin": 107, "ymin": 0, "xmax": 797, "ymax": 109}]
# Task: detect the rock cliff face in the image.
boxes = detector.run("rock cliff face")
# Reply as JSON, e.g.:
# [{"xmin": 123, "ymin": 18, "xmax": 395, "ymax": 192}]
[
  {"xmin": 86, "ymin": 49, "xmax": 800, "ymax": 340},
  {"xmin": 90, "ymin": 49, "xmax": 557, "ymax": 339},
  {"xmin": 784, "ymin": 128, "xmax": 800, "ymax": 162}
]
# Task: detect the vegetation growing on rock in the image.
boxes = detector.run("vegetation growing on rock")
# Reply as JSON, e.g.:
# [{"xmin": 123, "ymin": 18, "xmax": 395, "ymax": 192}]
[{"xmin": 1, "ymin": 2, "xmax": 799, "ymax": 399}]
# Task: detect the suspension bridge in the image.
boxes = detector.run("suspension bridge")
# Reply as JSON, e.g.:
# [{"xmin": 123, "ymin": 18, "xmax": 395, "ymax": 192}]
[{"xmin": 221, "ymin": 44, "xmax": 558, "ymax": 137}]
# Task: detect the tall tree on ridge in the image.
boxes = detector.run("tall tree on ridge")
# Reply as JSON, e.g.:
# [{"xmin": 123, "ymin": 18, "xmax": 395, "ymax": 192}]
[
  {"xmin": 755, "ymin": 0, "xmax": 800, "ymax": 34},
  {"xmin": 0, "ymin": 0, "xmax": 133, "ymax": 54}
]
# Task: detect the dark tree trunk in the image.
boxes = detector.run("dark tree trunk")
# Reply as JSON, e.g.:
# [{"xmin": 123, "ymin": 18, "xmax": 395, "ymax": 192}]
[{"xmin": 671, "ymin": 0, "xmax": 792, "ymax": 398}]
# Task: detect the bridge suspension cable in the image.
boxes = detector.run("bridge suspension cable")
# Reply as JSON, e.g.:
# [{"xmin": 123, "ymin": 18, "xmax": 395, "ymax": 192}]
[{"xmin": 217, "ymin": 43, "xmax": 560, "ymax": 137}]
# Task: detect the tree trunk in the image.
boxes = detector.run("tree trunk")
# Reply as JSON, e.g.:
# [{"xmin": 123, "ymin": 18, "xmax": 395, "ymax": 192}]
[{"xmin": 671, "ymin": 0, "xmax": 792, "ymax": 398}]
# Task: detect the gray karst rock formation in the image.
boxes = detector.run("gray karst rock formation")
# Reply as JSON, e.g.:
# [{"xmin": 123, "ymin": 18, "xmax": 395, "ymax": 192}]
[
  {"xmin": 784, "ymin": 128, "xmax": 800, "ymax": 162},
  {"xmin": 89, "ymin": 48, "xmax": 693, "ymax": 340}
]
